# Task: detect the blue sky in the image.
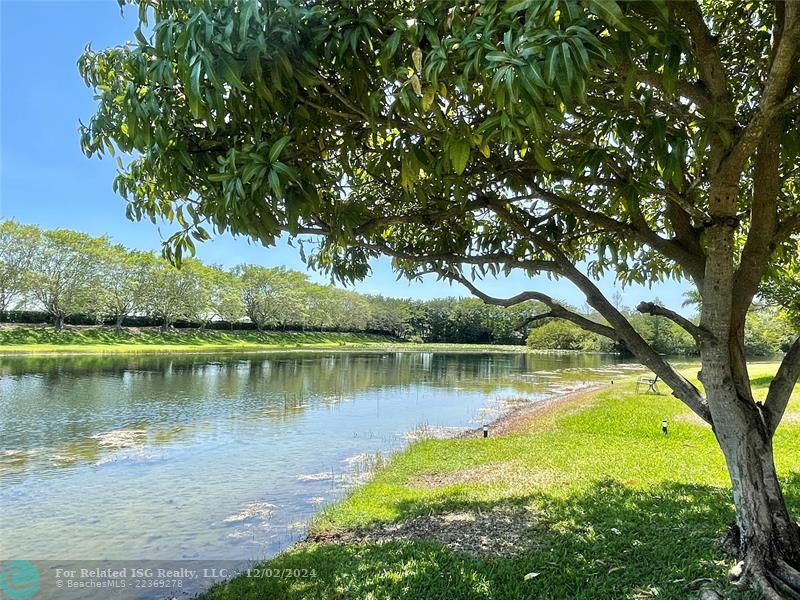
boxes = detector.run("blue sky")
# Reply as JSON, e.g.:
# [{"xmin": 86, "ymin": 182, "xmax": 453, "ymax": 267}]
[{"xmin": 0, "ymin": 1, "xmax": 690, "ymax": 310}]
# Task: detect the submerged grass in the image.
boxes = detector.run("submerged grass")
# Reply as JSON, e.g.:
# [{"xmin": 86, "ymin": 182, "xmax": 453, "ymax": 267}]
[{"xmin": 201, "ymin": 362, "xmax": 799, "ymax": 600}]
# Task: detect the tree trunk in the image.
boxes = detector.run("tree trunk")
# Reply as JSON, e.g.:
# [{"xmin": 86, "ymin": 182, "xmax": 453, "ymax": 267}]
[
  {"xmin": 717, "ymin": 409, "xmax": 800, "ymax": 597},
  {"xmin": 702, "ymin": 345, "xmax": 800, "ymax": 597},
  {"xmin": 53, "ymin": 315, "xmax": 64, "ymax": 329},
  {"xmin": 700, "ymin": 183, "xmax": 800, "ymax": 597},
  {"xmin": 115, "ymin": 315, "xmax": 124, "ymax": 331}
]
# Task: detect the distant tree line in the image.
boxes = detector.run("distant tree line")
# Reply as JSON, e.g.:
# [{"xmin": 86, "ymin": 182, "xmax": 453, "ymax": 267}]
[
  {"xmin": 526, "ymin": 299, "xmax": 796, "ymax": 357},
  {"xmin": 0, "ymin": 221, "xmax": 535, "ymax": 342},
  {"xmin": 1, "ymin": 221, "xmax": 793, "ymax": 354}
]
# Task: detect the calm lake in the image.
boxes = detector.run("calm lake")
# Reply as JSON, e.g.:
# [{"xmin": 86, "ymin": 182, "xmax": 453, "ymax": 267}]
[{"xmin": 0, "ymin": 351, "xmax": 637, "ymax": 597}]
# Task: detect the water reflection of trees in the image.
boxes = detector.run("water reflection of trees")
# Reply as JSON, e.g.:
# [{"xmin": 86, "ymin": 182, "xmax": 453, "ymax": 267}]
[
  {"xmin": 1, "ymin": 350, "xmax": 617, "ymax": 383},
  {"xmin": 0, "ymin": 352, "xmax": 625, "ymax": 473}
]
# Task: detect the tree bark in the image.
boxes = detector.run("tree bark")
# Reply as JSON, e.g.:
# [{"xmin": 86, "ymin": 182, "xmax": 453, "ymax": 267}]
[
  {"xmin": 711, "ymin": 387, "xmax": 800, "ymax": 597},
  {"xmin": 701, "ymin": 333, "xmax": 800, "ymax": 597},
  {"xmin": 699, "ymin": 182, "xmax": 800, "ymax": 596},
  {"xmin": 53, "ymin": 315, "xmax": 65, "ymax": 329}
]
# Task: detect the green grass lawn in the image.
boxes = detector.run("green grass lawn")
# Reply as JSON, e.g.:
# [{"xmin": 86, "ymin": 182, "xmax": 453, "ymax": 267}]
[
  {"xmin": 0, "ymin": 325, "xmax": 537, "ymax": 355},
  {"xmin": 0, "ymin": 326, "xmax": 400, "ymax": 354},
  {"xmin": 201, "ymin": 362, "xmax": 799, "ymax": 600}
]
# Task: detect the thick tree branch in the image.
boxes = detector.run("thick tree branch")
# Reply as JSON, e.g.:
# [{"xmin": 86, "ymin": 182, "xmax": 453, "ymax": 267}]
[
  {"xmin": 487, "ymin": 197, "xmax": 712, "ymax": 423},
  {"xmin": 357, "ymin": 238, "xmax": 563, "ymax": 281},
  {"xmin": 517, "ymin": 311, "xmax": 553, "ymax": 329},
  {"xmin": 553, "ymin": 260, "xmax": 710, "ymax": 423},
  {"xmin": 732, "ymin": 119, "xmax": 784, "ymax": 324},
  {"xmin": 764, "ymin": 336, "xmax": 800, "ymax": 435},
  {"xmin": 723, "ymin": 96, "xmax": 797, "ymax": 179},
  {"xmin": 718, "ymin": 5, "xmax": 800, "ymax": 178},
  {"xmin": 665, "ymin": 199, "xmax": 705, "ymax": 261},
  {"xmin": 663, "ymin": 188, "xmax": 709, "ymax": 223},
  {"xmin": 365, "ymin": 216, "xmax": 628, "ymax": 348},
  {"xmin": 636, "ymin": 301, "xmax": 708, "ymax": 343},
  {"xmin": 776, "ymin": 214, "xmax": 800, "ymax": 243},
  {"xmin": 774, "ymin": 92, "xmax": 800, "ymax": 116},
  {"xmin": 729, "ymin": 5, "xmax": 800, "ymax": 321},
  {"xmin": 616, "ymin": 65, "xmax": 712, "ymax": 111},
  {"xmin": 759, "ymin": 2, "xmax": 800, "ymax": 107},
  {"xmin": 673, "ymin": 1, "xmax": 733, "ymax": 108},
  {"xmin": 526, "ymin": 183, "xmax": 707, "ymax": 284},
  {"xmin": 438, "ymin": 269, "xmax": 620, "ymax": 341},
  {"xmin": 554, "ymin": 259, "xmax": 711, "ymax": 422},
  {"xmin": 516, "ymin": 311, "xmax": 554, "ymax": 331}
]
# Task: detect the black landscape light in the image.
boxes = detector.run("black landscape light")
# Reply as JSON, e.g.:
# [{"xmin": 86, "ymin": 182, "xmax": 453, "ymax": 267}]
[
  {"xmin": 483, "ymin": 425, "xmax": 488, "ymax": 438},
  {"xmin": 661, "ymin": 419, "xmax": 668, "ymax": 435}
]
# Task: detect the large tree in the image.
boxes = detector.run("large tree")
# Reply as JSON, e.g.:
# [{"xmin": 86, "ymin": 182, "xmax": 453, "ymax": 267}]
[
  {"xmin": 141, "ymin": 256, "xmax": 206, "ymax": 330},
  {"xmin": 0, "ymin": 220, "xmax": 39, "ymax": 313},
  {"xmin": 202, "ymin": 264, "xmax": 246, "ymax": 327},
  {"xmin": 237, "ymin": 264, "xmax": 306, "ymax": 329},
  {"xmin": 96, "ymin": 246, "xmax": 154, "ymax": 329},
  {"xmin": 29, "ymin": 229, "xmax": 106, "ymax": 328},
  {"xmin": 81, "ymin": 0, "xmax": 800, "ymax": 594}
]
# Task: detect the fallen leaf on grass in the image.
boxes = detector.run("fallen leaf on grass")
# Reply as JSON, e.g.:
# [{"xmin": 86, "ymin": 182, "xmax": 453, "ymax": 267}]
[
  {"xmin": 524, "ymin": 572, "xmax": 540, "ymax": 581},
  {"xmin": 607, "ymin": 566, "xmax": 626, "ymax": 574}
]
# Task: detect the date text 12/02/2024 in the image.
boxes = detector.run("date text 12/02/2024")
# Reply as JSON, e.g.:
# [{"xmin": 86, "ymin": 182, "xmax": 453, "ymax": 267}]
[{"xmin": 245, "ymin": 568, "xmax": 317, "ymax": 579}]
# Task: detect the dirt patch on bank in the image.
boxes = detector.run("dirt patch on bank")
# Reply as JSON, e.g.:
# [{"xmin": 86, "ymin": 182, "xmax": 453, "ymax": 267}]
[
  {"xmin": 410, "ymin": 461, "xmax": 565, "ymax": 490},
  {"xmin": 461, "ymin": 384, "xmax": 608, "ymax": 438},
  {"xmin": 307, "ymin": 505, "xmax": 542, "ymax": 558},
  {"xmin": 305, "ymin": 385, "xmax": 611, "ymax": 559}
]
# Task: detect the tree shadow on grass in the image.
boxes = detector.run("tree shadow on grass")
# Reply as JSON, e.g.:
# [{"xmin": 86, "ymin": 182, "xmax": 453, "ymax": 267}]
[
  {"xmin": 204, "ymin": 474, "xmax": 800, "ymax": 600},
  {"xmin": 750, "ymin": 375, "xmax": 777, "ymax": 388}
]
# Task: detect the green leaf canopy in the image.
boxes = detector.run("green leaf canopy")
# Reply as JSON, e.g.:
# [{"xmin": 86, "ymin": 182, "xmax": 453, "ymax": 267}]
[{"xmin": 79, "ymin": 0, "xmax": 799, "ymax": 305}]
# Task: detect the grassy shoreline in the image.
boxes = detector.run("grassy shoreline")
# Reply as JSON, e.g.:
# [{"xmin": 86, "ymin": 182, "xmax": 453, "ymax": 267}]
[
  {"xmin": 201, "ymin": 363, "xmax": 799, "ymax": 600},
  {"xmin": 0, "ymin": 325, "xmax": 532, "ymax": 355},
  {"xmin": 0, "ymin": 327, "xmax": 390, "ymax": 355}
]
